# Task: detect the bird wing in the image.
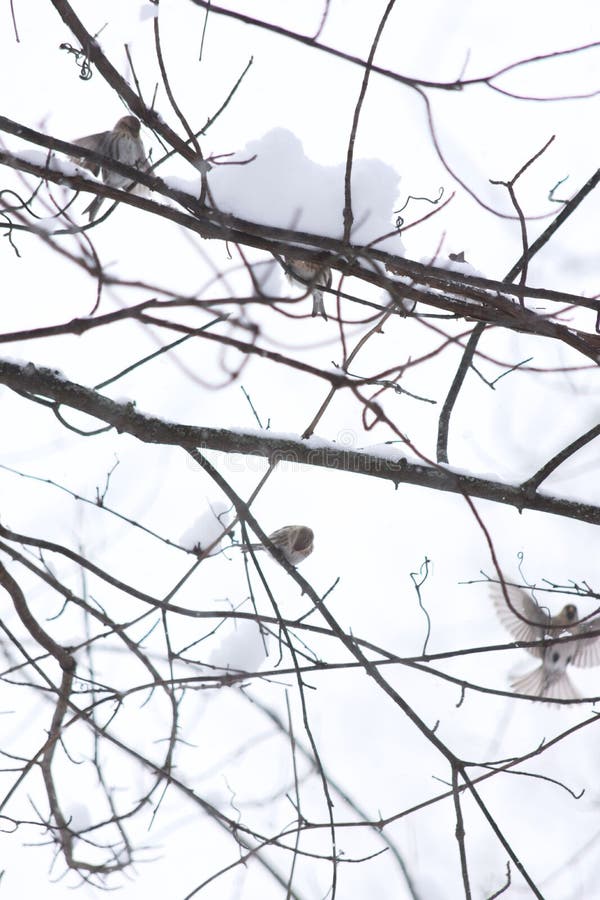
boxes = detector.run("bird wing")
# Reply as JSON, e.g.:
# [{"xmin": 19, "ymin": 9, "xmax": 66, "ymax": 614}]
[
  {"xmin": 70, "ymin": 131, "xmax": 111, "ymax": 175},
  {"xmin": 283, "ymin": 257, "xmax": 330, "ymax": 287},
  {"xmin": 490, "ymin": 584, "xmax": 550, "ymax": 658},
  {"xmin": 266, "ymin": 526, "xmax": 294, "ymax": 546},
  {"xmin": 570, "ymin": 613, "xmax": 600, "ymax": 668},
  {"xmin": 138, "ymin": 147, "xmax": 151, "ymax": 172}
]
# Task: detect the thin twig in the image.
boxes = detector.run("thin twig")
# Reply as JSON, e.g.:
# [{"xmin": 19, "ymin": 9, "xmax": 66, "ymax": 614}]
[{"xmin": 342, "ymin": 0, "xmax": 396, "ymax": 242}]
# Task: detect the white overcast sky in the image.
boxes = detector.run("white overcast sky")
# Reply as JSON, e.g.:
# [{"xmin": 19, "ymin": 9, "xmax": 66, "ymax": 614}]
[{"xmin": 2, "ymin": 2, "xmax": 600, "ymax": 898}]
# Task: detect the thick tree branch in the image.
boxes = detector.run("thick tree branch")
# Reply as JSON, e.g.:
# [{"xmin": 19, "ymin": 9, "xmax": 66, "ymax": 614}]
[
  {"xmin": 2, "ymin": 142, "xmax": 600, "ymax": 369},
  {"xmin": 2, "ymin": 118, "xmax": 600, "ymax": 317},
  {"xmin": 0, "ymin": 358, "xmax": 599, "ymax": 525}
]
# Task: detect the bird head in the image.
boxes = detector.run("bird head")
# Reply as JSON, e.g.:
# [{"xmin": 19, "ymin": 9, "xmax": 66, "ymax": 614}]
[
  {"xmin": 115, "ymin": 116, "xmax": 141, "ymax": 136},
  {"xmin": 292, "ymin": 526, "xmax": 314, "ymax": 553},
  {"xmin": 553, "ymin": 603, "xmax": 579, "ymax": 627}
]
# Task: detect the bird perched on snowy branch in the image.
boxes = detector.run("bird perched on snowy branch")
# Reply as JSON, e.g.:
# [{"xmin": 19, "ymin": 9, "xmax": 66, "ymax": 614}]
[
  {"xmin": 71, "ymin": 115, "xmax": 149, "ymax": 221},
  {"xmin": 282, "ymin": 256, "xmax": 331, "ymax": 319}
]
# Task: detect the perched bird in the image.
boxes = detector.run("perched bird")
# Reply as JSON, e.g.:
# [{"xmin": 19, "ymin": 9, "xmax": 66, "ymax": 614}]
[
  {"xmin": 241, "ymin": 525, "xmax": 314, "ymax": 566},
  {"xmin": 71, "ymin": 115, "xmax": 148, "ymax": 220},
  {"xmin": 491, "ymin": 583, "xmax": 600, "ymax": 700},
  {"xmin": 282, "ymin": 256, "xmax": 331, "ymax": 319}
]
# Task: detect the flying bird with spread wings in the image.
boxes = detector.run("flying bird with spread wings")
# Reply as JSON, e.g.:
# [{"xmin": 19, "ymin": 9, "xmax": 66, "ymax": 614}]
[{"xmin": 491, "ymin": 583, "xmax": 600, "ymax": 700}]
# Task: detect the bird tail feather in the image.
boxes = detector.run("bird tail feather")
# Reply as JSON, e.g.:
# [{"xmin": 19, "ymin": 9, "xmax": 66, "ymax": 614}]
[
  {"xmin": 83, "ymin": 195, "xmax": 104, "ymax": 221},
  {"xmin": 510, "ymin": 665, "xmax": 580, "ymax": 701},
  {"xmin": 311, "ymin": 289, "xmax": 327, "ymax": 320}
]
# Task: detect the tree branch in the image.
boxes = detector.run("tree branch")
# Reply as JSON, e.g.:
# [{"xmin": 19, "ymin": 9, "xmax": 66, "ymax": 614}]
[{"xmin": 1, "ymin": 358, "xmax": 599, "ymax": 525}]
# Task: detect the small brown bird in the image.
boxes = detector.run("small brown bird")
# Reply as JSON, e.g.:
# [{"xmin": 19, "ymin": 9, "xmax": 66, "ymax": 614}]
[
  {"xmin": 491, "ymin": 583, "xmax": 600, "ymax": 700},
  {"xmin": 282, "ymin": 256, "xmax": 331, "ymax": 319},
  {"xmin": 71, "ymin": 115, "xmax": 148, "ymax": 220},
  {"xmin": 241, "ymin": 525, "xmax": 314, "ymax": 566}
]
